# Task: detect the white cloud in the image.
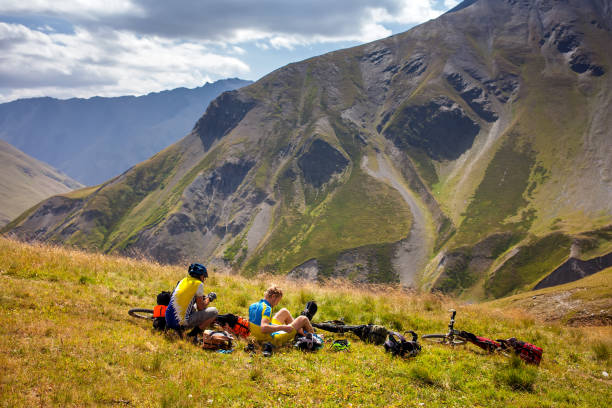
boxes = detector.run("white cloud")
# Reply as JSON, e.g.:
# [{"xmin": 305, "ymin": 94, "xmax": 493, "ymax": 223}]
[
  {"xmin": 0, "ymin": 0, "xmax": 143, "ymax": 18},
  {"xmin": 0, "ymin": 23, "xmax": 249, "ymax": 102},
  {"xmin": 0, "ymin": 0, "xmax": 459, "ymax": 101},
  {"xmin": 444, "ymin": 0, "xmax": 462, "ymax": 9}
]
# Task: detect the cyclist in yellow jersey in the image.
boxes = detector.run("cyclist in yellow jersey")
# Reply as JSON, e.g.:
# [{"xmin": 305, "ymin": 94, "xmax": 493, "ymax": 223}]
[
  {"xmin": 166, "ymin": 263, "xmax": 218, "ymax": 338},
  {"xmin": 248, "ymin": 285, "xmax": 313, "ymax": 347}
]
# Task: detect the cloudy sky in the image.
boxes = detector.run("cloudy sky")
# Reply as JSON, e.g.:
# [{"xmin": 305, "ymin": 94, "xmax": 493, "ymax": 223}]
[{"xmin": 0, "ymin": 0, "xmax": 460, "ymax": 103}]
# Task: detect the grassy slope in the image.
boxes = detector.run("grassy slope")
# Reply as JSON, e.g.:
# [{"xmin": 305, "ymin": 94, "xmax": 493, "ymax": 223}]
[
  {"xmin": 0, "ymin": 141, "xmax": 83, "ymax": 226},
  {"xmin": 488, "ymin": 267, "xmax": 612, "ymax": 325},
  {"xmin": 1, "ymin": 237, "xmax": 610, "ymax": 407},
  {"xmin": 424, "ymin": 31, "xmax": 612, "ymax": 297}
]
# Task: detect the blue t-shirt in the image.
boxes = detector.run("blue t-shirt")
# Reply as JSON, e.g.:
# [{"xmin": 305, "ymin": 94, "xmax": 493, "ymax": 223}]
[{"xmin": 249, "ymin": 299, "xmax": 272, "ymax": 326}]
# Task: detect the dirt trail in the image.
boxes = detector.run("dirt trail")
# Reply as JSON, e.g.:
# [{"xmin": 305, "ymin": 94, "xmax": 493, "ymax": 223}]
[{"xmin": 362, "ymin": 153, "xmax": 431, "ymax": 287}]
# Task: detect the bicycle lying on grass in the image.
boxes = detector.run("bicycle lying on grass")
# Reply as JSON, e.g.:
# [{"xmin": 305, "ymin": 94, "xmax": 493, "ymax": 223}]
[
  {"xmin": 422, "ymin": 309, "xmax": 543, "ymax": 363},
  {"xmin": 421, "ymin": 309, "xmax": 467, "ymax": 346},
  {"xmin": 128, "ymin": 308, "xmax": 155, "ymax": 321}
]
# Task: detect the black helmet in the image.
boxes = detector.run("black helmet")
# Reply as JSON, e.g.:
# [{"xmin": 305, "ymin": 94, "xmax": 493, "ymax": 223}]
[{"xmin": 188, "ymin": 263, "xmax": 208, "ymax": 278}]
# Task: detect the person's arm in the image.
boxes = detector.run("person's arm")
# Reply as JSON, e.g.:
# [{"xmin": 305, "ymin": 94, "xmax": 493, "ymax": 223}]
[
  {"xmin": 195, "ymin": 282, "xmax": 209, "ymax": 310},
  {"xmin": 260, "ymin": 317, "xmax": 294, "ymax": 334},
  {"xmin": 195, "ymin": 295, "xmax": 210, "ymax": 310}
]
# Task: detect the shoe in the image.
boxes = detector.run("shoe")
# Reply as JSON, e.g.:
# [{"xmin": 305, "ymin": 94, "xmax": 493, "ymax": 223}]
[
  {"xmin": 262, "ymin": 342, "xmax": 274, "ymax": 357},
  {"xmin": 187, "ymin": 326, "xmax": 202, "ymax": 337},
  {"xmin": 187, "ymin": 327, "xmax": 202, "ymax": 344},
  {"xmin": 300, "ymin": 301, "xmax": 318, "ymax": 321}
]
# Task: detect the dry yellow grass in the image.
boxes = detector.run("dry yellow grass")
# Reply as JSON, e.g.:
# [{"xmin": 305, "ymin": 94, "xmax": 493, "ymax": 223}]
[{"xmin": 1, "ymin": 237, "xmax": 610, "ymax": 407}]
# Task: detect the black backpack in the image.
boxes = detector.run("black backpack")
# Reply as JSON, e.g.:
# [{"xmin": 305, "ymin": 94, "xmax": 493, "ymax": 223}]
[
  {"xmin": 152, "ymin": 291, "xmax": 172, "ymax": 331},
  {"xmin": 157, "ymin": 291, "xmax": 171, "ymax": 306},
  {"xmin": 384, "ymin": 330, "xmax": 421, "ymax": 358}
]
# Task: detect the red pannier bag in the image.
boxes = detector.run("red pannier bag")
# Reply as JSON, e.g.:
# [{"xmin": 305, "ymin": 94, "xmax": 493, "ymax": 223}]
[
  {"xmin": 460, "ymin": 330, "xmax": 500, "ymax": 352},
  {"xmin": 215, "ymin": 313, "xmax": 251, "ymax": 338},
  {"xmin": 231, "ymin": 316, "xmax": 250, "ymax": 338},
  {"xmin": 499, "ymin": 337, "xmax": 543, "ymax": 365}
]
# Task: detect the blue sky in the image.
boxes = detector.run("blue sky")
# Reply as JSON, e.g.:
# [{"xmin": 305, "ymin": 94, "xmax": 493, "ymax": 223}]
[{"xmin": 0, "ymin": 0, "xmax": 460, "ymax": 102}]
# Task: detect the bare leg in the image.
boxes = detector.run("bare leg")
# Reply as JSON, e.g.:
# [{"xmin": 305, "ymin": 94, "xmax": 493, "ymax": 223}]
[
  {"xmin": 198, "ymin": 316, "xmax": 217, "ymax": 329},
  {"xmin": 272, "ymin": 308, "xmax": 294, "ymax": 324},
  {"xmin": 196, "ymin": 307, "xmax": 218, "ymax": 329},
  {"xmin": 290, "ymin": 316, "xmax": 313, "ymax": 335}
]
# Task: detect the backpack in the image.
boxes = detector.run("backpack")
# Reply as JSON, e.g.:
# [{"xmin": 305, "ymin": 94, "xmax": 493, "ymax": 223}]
[
  {"xmin": 499, "ymin": 337, "xmax": 543, "ymax": 365},
  {"xmin": 357, "ymin": 324, "xmax": 389, "ymax": 345},
  {"xmin": 294, "ymin": 333, "xmax": 324, "ymax": 351},
  {"xmin": 201, "ymin": 330, "xmax": 234, "ymax": 350},
  {"xmin": 384, "ymin": 331, "xmax": 421, "ymax": 358},
  {"xmin": 459, "ymin": 330, "xmax": 501, "ymax": 353},
  {"xmin": 157, "ymin": 291, "xmax": 172, "ymax": 306},
  {"xmin": 152, "ymin": 290, "xmax": 172, "ymax": 331},
  {"xmin": 215, "ymin": 313, "xmax": 251, "ymax": 338}
]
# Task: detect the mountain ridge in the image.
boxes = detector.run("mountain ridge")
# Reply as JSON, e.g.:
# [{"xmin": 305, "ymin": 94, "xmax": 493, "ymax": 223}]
[
  {"xmin": 0, "ymin": 78, "xmax": 252, "ymax": 185},
  {"xmin": 4, "ymin": 0, "xmax": 612, "ymax": 300}
]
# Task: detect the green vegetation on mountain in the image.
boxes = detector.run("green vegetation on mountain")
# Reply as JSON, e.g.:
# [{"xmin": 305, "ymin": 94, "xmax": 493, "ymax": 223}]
[
  {"xmin": 65, "ymin": 146, "xmax": 182, "ymax": 251},
  {"xmin": 489, "ymin": 266, "xmax": 612, "ymax": 326},
  {"xmin": 455, "ymin": 132, "xmax": 536, "ymax": 245},
  {"xmin": 1, "ymin": 238, "xmax": 611, "ymax": 407},
  {"xmin": 485, "ymin": 233, "xmax": 573, "ymax": 298},
  {"xmin": 247, "ymin": 161, "xmax": 412, "ymax": 281}
]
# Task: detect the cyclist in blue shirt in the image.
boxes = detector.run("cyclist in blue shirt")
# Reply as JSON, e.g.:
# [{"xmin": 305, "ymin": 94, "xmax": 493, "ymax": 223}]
[{"xmin": 248, "ymin": 285, "xmax": 313, "ymax": 346}]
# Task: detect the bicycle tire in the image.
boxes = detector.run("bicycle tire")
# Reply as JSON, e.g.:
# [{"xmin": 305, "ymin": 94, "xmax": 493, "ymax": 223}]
[
  {"xmin": 128, "ymin": 308, "xmax": 155, "ymax": 320},
  {"xmin": 422, "ymin": 334, "xmax": 466, "ymax": 345}
]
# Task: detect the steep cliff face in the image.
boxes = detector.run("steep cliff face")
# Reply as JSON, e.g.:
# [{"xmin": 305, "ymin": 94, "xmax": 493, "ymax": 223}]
[{"xmin": 5, "ymin": 0, "xmax": 612, "ymax": 298}]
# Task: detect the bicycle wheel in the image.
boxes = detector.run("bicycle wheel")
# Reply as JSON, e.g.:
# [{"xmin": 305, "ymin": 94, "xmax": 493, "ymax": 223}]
[
  {"xmin": 422, "ymin": 334, "xmax": 448, "ymax": 344},
  {"xmin": 422, "ymin": 334, "xmax": 466, "ymax": 345},
  {"xmin": 128, "ymin": 308, "xmax": 154, "ymax": 320}
]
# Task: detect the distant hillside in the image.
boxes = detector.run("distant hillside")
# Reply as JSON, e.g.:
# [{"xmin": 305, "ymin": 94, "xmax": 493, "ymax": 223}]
[
  {"xmin": 0, "ymin": 140, "xmax": 83, "ymax": 226},
  {"xmin": 0, "ymin": 78, "xmax": 252, "ymax": 185}
]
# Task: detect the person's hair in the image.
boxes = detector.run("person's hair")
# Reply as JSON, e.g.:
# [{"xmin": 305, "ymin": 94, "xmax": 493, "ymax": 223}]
[{"xmin": 264, "ymin": 285, "xmax": 283, "ymax": 299}]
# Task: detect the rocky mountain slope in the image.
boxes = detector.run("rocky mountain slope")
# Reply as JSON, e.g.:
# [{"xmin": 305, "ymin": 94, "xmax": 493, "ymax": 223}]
[
  {"xmin": 0, "ymin": 79, "xmax": 251, "ymax": 185},
  {"xmin": 0, "ymin": 140, "xmax": 83, "ymax": 227},
  {"xmin": 4, "ymin": 0, "xmax": 612, "ymax": 300}
]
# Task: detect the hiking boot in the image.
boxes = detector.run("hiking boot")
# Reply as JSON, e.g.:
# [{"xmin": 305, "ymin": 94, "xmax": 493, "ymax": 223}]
[
  {"xmin": 187, "ymin": 326, "xmax": 202, "ymax": 343},
  {"xmin": 244, "ymin": 342, "xmax": 255, "ymax": 354},
  {"xmin": 300, "ymin": 301, "xmax": 318, "ymax": 321},
  {"xmin": 262, "ymin": 342, "xmax": 274, "ymax": 357}
]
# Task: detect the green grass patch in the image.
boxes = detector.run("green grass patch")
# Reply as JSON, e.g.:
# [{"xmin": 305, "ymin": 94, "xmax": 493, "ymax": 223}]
[
  {"xmin": 495, "ymin": 356, "xmax": 538, "ymax": 392},
  {"xmin": 456, "ymin": 132, "xmax": 536, "ymax": 245},
  {"xmin": 591, "ymin": 341, "xmax": 611, "ymax": 362}
]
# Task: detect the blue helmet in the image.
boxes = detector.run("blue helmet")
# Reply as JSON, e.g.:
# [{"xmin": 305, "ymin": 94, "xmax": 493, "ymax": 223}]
[{"xmin": 188, "ymin": 263, "xmax": 208, "ymax": 278}]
